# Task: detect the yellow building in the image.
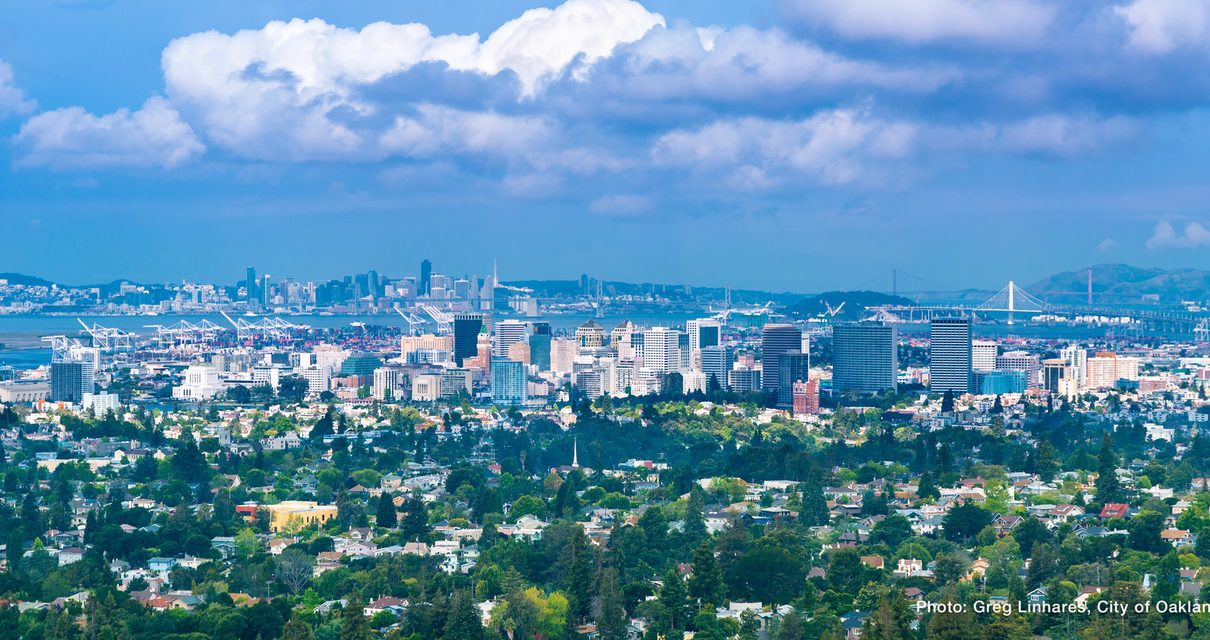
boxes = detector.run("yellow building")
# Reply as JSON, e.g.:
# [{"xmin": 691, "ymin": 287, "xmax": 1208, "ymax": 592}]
[{"xmin": 266, "ymin": 501, "xmax": 339, "ymax": 532}]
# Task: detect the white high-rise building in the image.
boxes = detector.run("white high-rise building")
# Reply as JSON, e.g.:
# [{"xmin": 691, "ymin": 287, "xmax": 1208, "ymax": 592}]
[
  {"xmin": 641, "ymin": 327, "xmax": 681, "ymax": 373},
  {"xmin": 972, "ymin": 340, "xmax": 998, "ymax": 372},
  {"xmin": 372, "ymin": 367, "xmax": 403, "ymax": 401},
  {"xmin": 685, "ymin": 319, "xmax": 721, "ymax": 370},
  {"xmin": 493, "ymin": 320, "xmax": 529, "ymax": 358},
  {"xmin": 1060, "ymin": 345, "xmax": 1087, "ymax": 389},
  {"xmin": 551, "ymin": 338, "xmax": 578, "ymax": 376}
]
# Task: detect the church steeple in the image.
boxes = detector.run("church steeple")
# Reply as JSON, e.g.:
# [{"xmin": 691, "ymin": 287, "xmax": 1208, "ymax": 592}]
[{"xmin": 572, "ymin": 436, "xmax": 580, "ymax": 469}]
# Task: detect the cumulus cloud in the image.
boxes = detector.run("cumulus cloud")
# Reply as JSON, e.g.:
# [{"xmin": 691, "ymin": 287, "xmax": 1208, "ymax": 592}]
[
  {"xmin": 0, "ymin": 60, "xmax": 36, "ymax": 119},
  {"xmin": 652, "ymin": 108, "xmax": 916, "ymax": 186},
  {"xmin": 1146, "ymin": 220, "xmax": 1210, "ymax": 249},
  {"xmin": 15, "ymin": 97, "xmax": 204, "ymax": 169},
  {"xmin": 1115, "ymin": 0, "xmax": 1210, "ymax": 54},
  {"xmin": 589, "ymin": 194, "xmax": 652, "ymax": 216},
  {"xmin": 159, "ymin": 0, "xmax": 662, "ymax": 161},
  {"xmin": 781, "ymin": 0, "xmax": 1055, "ymax": 46}
]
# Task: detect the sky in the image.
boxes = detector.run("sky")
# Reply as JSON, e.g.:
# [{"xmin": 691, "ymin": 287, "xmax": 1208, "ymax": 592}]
[{"xmin": 2, "ymin": 0, "xmax": 1210, "ymax": 292}]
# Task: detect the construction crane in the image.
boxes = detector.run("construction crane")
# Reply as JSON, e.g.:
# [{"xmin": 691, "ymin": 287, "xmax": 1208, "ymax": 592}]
[
  {"xmin": 76, "ymin": 319, "xmax": 135, "ymax": 352},
  {"xmin": 220, "ymin": 311, "xmax": 307, "ymax": 341},
  {"xmin": 418, "ymin": 304, "xmax": 453, "ymax": 334}
]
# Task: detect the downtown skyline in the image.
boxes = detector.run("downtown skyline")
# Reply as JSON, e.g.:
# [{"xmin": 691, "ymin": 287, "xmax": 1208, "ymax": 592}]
[{"xmin": 2, "ymin": 0, "xmax": 1210, "ymax": 289}]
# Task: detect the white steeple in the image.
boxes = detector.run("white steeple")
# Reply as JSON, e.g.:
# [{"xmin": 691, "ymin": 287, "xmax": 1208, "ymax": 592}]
[{"xmin": 572, "ymin": 436, "xmax": 580, "ymax": 468}]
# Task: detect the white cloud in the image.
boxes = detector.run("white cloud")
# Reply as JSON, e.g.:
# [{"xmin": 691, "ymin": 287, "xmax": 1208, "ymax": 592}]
[
  {"xmin": 381, "ymin": 105, "xmax": 554, "ymax": 160},
  {"xmin": 14, "ymin": 96, "xmax": 204, "ymax": 169},
  {"xmin": 1097, "ymin": 238, "xmax": 1119, "ymax": 252},
  {"xmin": 997, "ymin": 114, "xmax": 1141, "ymax": 156},
  {"xmin": 159, "ymin": 0, "xmax": 662, "ymax": 161},
  {"xmin": 0, "ymin": 60, "xmax": 36, "ymax": 119},
  {"xmin": 1115, "ymin": 0, "xmax": 1210, "ymax": 54},
  {"xmin": 782, "ymin": 0, "xmax": 1055, "ymax": 46},
  {"xmin": 1146, "ymin": 220, "xmax": 1210, "ymax": 249},
  {"xmin": 652, "ymin": 108, "xmax": 916, "ymax": 186}
]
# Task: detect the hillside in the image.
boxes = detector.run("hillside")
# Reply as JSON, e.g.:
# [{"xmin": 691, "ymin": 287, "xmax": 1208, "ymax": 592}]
[{"xmin": 1028, "ymin": 264, "xmax": 1210, "ymax": 303}]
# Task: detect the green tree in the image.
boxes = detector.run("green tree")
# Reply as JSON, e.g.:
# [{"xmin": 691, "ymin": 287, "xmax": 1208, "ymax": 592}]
[
  {"xmin": 340, "ymin": 592, "xmax": 371, "ymax": 640},
  {"xmin": 658, "ymin": 568, "xmax": 690, "ymax": 630},
  {"xmin": 597, "ymin": 568, "xmax": 627, "ymax": 640},
  {"xmin": 281, "ymin": 614, "xmax": 317, "ymax": 640},
  {"xmin": 688, "ymin": 541, "xmax": 726, "ymax": 607},
  {"xmin": 943, "ymin": 502, "xmax": 993, "ymax": 542},
  {"xmin": 1095, "ymin": 434, "xmax": 1123, "ymax": 504},
  {"xmin": 444, "ymin": 590, "xmax": 485, "ymax": 640},
  {"xmin": 376, "ymin": 492, "xmax": 397, "ymax": 529},
  {"xmin": 860, "ymin": 589, "xmax": 912, "ymax": 640}
]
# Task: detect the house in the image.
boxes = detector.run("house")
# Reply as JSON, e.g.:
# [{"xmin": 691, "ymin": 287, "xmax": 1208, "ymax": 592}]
[
  {"xmin": 1100, "ymin": 503, "xmax": 1130, "ymax": 520},
  {"xmin": 148, "ymin": 557, "xmax": 177, "ymax": 573},
  {"xmin": 1161, "ymin": 528, "xmax": 1194, "ymax": 547},
  {"xmin": 365, "ymin": 596, "xmax": 409, "ymax": 617},
  {"xmin": 860, "ymin": 556, "xmax": 885, "ymax": 570},
  {"xmin": 56, "ymin": 547, "xmax": 85, "ymax": 566}
]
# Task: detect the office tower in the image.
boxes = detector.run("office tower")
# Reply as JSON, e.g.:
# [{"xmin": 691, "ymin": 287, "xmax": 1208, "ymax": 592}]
[
  {"xmin": 1060, "ymin": 345, "xmax": 1087, "ymax": 389},
  {"xmin": 972, "ymin": 340, "xmax": 998, "ymax": 371},
  {"xmin": 929, "ymin": 317, "xmax": 972, "ymax": 394},
  {"xmin": 686, "ymin": 318, "xmax": 721, "ymax": 369},
  {"xmin": 453, "ymin": 278, "xmax": 470, "ymax": 299},
  {"xmin": 700, "ymin": 345, "xmax": 734, "ymax": 391},
  {"xmin": 261, "ymin": 274, "xmax": 271, "ymax": 306},
  {"xmin": 974, "ymin": 369, "xmax": 1027, "ymax": 395},
  {"xmin": 761, "ymin": 323, "xmax": 802, "ymax": 392},
  {"xmin": 1085, "ymin": 352, "xmax": 1140, "ymax": 389},
  {"xmin": 777, "ymin": 350, "xmax": 811, "ymax": 407},
  {"xmin": 245, "ymin": 266, "xmax": 258, "ymax": 303},
  {"xmin": 996, "ymin": 351, "xmax": 1042, "ymax": 387},
  {"xmin": 494, "ymin": 320, "xmax": 529, "ymax": 358},
  {"xmin": 575, "ymin": 320, "xmax": 605, "ymax": 349},
  {"xmin": 833, "ymin": 323, "xmax": 898, "ymax": 393},
  {"xmin": 529, "ymin": 322, "xmax": 552, "ymax": 371},
  {"xmin": 453, "ymin": 313, "xmax": 484, "ymax": 367},
  {"xmin": 1043, "ymin": 359, "xmax": 1077, "ymax": 398},
  {"xmin": 51, "ymin": 361, "xmax": 94, "ymax": 403},
  {"xmin": 491, "ymin": 358, "xmax": 528, "ymax": 405},
  {"xmin": 729, "ymin": 367, "xmax": 762, "ymax": 393},
  {"xmin": 641, "ymin": 327, "xmax": 681, "ymax": 373},
  {"xmin": 371, "ymin": 367, "xmax": 402, "ymax": 401},
  {"xmin": 420, "ymin": 259, "xmax": 432, "ymax": 296},
  {"xmin": 792, "ymin": 379, "xmax": 820, "ymax": 416},
  {"xmin": 367, "ymin": 270, "xmax": 380, "ymax": 299}
]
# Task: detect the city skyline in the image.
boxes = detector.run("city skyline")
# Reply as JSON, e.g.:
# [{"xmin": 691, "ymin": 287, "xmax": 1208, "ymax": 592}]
[{"xmin": 2, "ymin": 0, "xmax": 1210, "ymax": 289}]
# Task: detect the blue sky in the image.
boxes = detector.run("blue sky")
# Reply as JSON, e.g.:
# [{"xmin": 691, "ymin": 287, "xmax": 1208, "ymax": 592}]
[{"xmin": 2, "ymin": 0, "xmax": 1209, "ymax": 291}]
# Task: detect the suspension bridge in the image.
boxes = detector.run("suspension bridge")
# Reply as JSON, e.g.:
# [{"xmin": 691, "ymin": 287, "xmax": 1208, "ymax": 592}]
[{"xmin": 865, "ymin": 280, "xmax": 1208, "ymax": 334}]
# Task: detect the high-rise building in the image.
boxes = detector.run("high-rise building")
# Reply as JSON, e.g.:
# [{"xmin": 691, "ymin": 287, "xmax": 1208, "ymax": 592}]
[
  {"xmin": 453, "ymin": 314, "xmax": 484, "ymax": 367},
  {"xmin": 245, "ymin": 266, "xmax": 258, "ymax": 303},
  {"xmin": 51, "ymin": 361, "xmax": 94, "ymax": 403},
  {"xmin": 420, "ymin": 259, "xmax": 432, "ymax": 297},
  {"xmin": 1060, "ymin": 345, "xmax": 1087, "ymax": 389},
  {"xmin": 641, "ymin": 327, "xmax": 681, "ymax": 373},
  {"xmin": 972, "ymin": 340, "xmax": 998, "ymax": 371},
  {"xmin": 833, "ymin": 323, "xmax": 898, "ymax": 393},
  {"xmin": 529, "ymin": 322, "xmax": 552, "ymax": 371},
  {"xmin": 792, "ymin": 379, "xmax": 820, "ymax": 416},
  {"xmin": 929, "ymin": 317, "xmax": 972, "ymax": 394},
  {"xmin": 777, "ymin": 350, "xmax": 811, "ymax": 407},
  {"xmin": 761, "ymin": 324, "xmax": 802, "ymax": 392},
  {"xmin": 700, "ymin": 345, "xmax": 734, "ymax": 391},
  {"xmin": 493, "ymin": 320, "xmax": 529, "ymax": 358},
  {"xmin": 575, "ymin": 320, "xmax": 605, "ymax": 349},
  {"xmin": 686, "ymin": 318, "xmax": 721, "ymax": 369},
  {"xmin": 491, "ymin": 358, "xmax": 528, "ymax": 405},
  {"xmin": 996, "ymin": 351, "xmax": 1042, "ymax": 387}
]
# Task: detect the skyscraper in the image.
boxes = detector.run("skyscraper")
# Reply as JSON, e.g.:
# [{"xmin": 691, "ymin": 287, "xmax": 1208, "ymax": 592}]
[
  {"xmin": 491, "ymin": 358, "xmax": 527, "ymax": 405},
  {"xmin": 420, "ymin": 259, "xmax": 432, "ymax": 297},
  {"xmin": 686, "ymin": 318, "xmax": 721, "ymax": 369},
  {"xmin": 245, "ymin": 266, "xmax": 258, "ymax": 303},
  {"xmin": 930, "ymin": 317, "xmax": 972, "ymax": 394},
  {"xmin": 51, "ymin": 361, "xmax": 94, "ymax": 404},
  {"xmin": 833, "ymin": 323, "xmax": 898, "ymax": 393},
  {"xmin": 700, "ymin": 345, "xmax": 734, "ymax": 391},
  {"xmin": 641, "ymin": 327, "xmax": 681, "ymax": 373},
  {"xmin": 493, "ymin": 319, "xmax": 529, "ymax": 358},
  {"xmin": 529, "ymin": 322, "xmax": 552, "ymax": 371},
  {"xmin": 761, "ymin": 323, "xmax": 802, "ymax": 393},
  {"xmin": 453, "ymin": 313, "xmax": 484, "ymax": 367},
  {"xmin": 972, "ymin": 340, "xmax": 998, "ymax": 371},
  {"xmin": 777, "ymin": 350, "xmax": 811, "ymax": 407}
]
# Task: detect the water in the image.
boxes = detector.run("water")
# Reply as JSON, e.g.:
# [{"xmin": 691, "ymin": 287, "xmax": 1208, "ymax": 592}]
[{"xmin": 0, "ymin": 313, "xmax": 1183, "ymax": 370}]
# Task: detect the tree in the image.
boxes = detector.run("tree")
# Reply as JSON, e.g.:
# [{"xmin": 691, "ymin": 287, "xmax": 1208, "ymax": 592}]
[
  {"xmin": 340, "ymin": 592, "xmax": 371, "ymax": 640},
  {"xmin": 597, "ymin": 568, "xmax": 627, "ymax": 640},
  {"xmin": 445, "ymin": 590, "xmax": 485, "ymax": 640},
  {"xmin": 235, "ymin": 527, "xmax": 260, "ymax": 558},
  {"xmin": 275, "ymin": 549, "xmax": 314, "ymax": 594},
  {"xmin": 684, "ymin": 485, "xmax": 708, "ymax": 544},
  {"xmin": 1034, "ymin": 439, "xmax": 1060, "ymax": 482},
  {"xmin": 860, "ymin": 589, "xmax": 913, "ymax": 640},
  {"xmin": 799, "ymin": 477, "xmax": 829, "ymax": 526},
  {"xmin": 658, "ymin": 567, "xmax": 690, "ymax": 630},
  {"xmin": 278, "ymin": 375, "xmax": 309, "ymax": 403},
  {"xmin": 688, "ymin": 541, "xmax": 726, "ymax": 607},
  {"xmin": 943, "ymin": 502, "xmax": 993, "ymax": 542},
  {"xmin": 916, "ymin": 472, "xmax": 939, "ymax": 500},
  {"xmin": 1095, "ymin": 434, "xmax": 1123, "ymax": 504},
  {"xmin": 376, "ymin": 492, "xmax": 397, "ymax": 529},
  {"xmin": 281, "ymin": 614, "xmax": 317, "ymax": 640},
  {"xmin": 869, "ymin": 515, "xmax": 913, "ymax": 550},
  {"xmin": 228, "ymin": 385, "xmax": 252, "ymax": 404}
]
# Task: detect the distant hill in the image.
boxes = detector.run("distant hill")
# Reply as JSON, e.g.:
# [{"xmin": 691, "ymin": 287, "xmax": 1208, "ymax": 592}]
[
  {"xmin": 785, "ymin": 290, "xmax": 914, "ymax": 320},
  {"xmin": 1028, "ymin": 264, "xmax": 1210, "ymax": 303},
  {"xmin": 0, "ymin": 273, "xmax": 56, "ymax": 287}
]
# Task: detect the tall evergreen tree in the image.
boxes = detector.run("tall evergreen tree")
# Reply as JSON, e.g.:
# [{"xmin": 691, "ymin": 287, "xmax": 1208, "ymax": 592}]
[
  {"xmin": 658, "ymin": 567, "xmax": 690, "ymax": 631},
  {"xmin": 597, "ymin": 568, "xmax": 628, "ymax": 640},
  {"xmin": 860, "ymin": 590, "xmax": 913, "ymax": 640},
  {"xmin": 688, "ymin": 541, "xmax": 726, "ymax": 607},
  {"xmin": 375, "ymin": 492, "xmax": 397, "ymax": 529},
  {"xmin": 340, "ymin": 592, "xmax": 371, "ymax": 640},
  {"xmin": 1095, "ymin": 433, "xmax": 1123, "ymax": 504},
  {"xmin": 281, "ymin": 614, "xmax": 317, "ymax": 640},
  {"xmin": 444, "ymin": 590, "xmax": 485, "ymax": 640}
]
